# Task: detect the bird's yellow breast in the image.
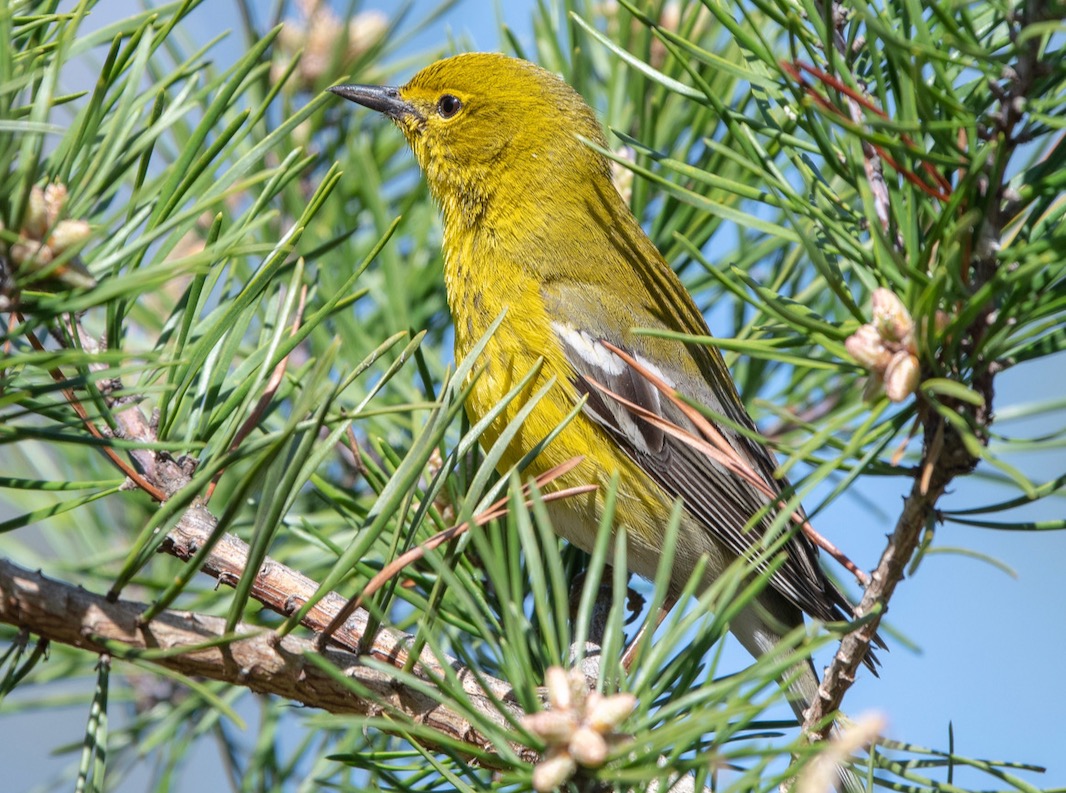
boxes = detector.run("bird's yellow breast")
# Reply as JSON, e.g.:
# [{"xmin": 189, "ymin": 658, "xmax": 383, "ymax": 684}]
[
  {"xmin": 444, "ymin": 240, "xmax": 686, "ymax": 577},
  {"xmin": 446, "ymin": 239, "xmax": 576, "ymax": 476}
]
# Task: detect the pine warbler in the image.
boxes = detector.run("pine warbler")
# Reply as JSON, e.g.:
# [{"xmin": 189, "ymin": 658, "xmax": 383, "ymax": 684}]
[{"xmin": 330, "ymin": 53, "xmax": 878, "ymax": 719}]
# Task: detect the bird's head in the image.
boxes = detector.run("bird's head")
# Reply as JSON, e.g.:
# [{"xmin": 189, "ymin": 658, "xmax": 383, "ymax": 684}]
[{"xmin": 330, "ymin": 53, "xmax": 612, "ymax": 225}]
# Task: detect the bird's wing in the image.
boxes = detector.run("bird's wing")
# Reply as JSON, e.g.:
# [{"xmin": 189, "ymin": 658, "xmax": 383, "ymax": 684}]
[{"xmin": 544, "ymin": 290, "xmax": 856, "ymax": 626}]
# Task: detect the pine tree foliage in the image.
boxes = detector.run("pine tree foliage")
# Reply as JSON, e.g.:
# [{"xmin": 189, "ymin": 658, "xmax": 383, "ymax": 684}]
[{"xmin": 0, "ymin": 1, "xmax": 1063, "ymax": 792}]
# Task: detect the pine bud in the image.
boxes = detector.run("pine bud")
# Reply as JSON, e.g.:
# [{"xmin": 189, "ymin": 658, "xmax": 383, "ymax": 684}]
[
  {"xmin": 532, "ymin": 748, "xmax": 576, "ymax": 792},
  {"xmin": 569, "ymin": 725, "xmax": 609, "ymax": 767},
  {"xmin": 845, "ymin": 324, "xmax": 889, "ymax": 370},
  {"xmin": 49, "ymin": 219, "xmax": 91, "ymax": 253},
  {"xmin": 43, "ymin": 182, "xmax": 68, "ymax": 228},
  {"xmin": 545, "ymin": 666, "xmax": 572, "ymax": 711},
  {"xmin": 522, "ymin": 710, "xmax": 576, "ymax": 745},
  {"xmin": 586, "ymin": 692, "xmax": 635, "ymax": 733},
  {"xmin": 871, "ymin": 287, "xmax": 913, "ymax": 343},
  {"xmin": 24, "ymin": 185, "xmax": 48, "ymax": 239},
  {"xmin": 10, "ymin": 240, "xmax": 51, "ymax": 267},
  {"xmin": 884, "ymin": 352, "xmax": 920, "ymax": 402},
  {"xmin": 347, "ymin": 11, "xmax": 387, "ymax": 59}
]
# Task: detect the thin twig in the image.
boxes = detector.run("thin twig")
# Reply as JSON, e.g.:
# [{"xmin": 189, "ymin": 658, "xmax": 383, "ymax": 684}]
[
  {"xmin": 15, "ymin": 313, "xmax": 168, "ymax": 502},
  {"xmin": 317, "ymin": 457, "xmax": 595, "ymax": 647}
]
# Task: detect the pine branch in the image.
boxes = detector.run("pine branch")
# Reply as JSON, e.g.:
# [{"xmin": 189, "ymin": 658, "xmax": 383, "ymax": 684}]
[
  {"xmin": 807, "ymin": 425, "xmax": 959, "ymax": 734},
  {"xmin": 0, "ymin": 556, "xmax": 533, "ymax": 766},
  {"xmin": 805, "ymin": 0, "xmax": 1056, "ymax": 735}
]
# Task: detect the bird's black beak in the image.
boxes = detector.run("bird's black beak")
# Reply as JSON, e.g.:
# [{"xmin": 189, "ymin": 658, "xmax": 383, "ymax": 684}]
[{"xmin": 328, "ymin": 84, "xmax": 419, "ymax": 122}]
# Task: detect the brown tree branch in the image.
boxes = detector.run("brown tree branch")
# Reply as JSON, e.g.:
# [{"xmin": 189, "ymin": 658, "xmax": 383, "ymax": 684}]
[
  {"xmin": 805, "ymin": 434, "xmax": 953, "ymax": 735},
  {"xmin": 160, "ymin": 498, "xmax": 518, "ymax": 707},
  {"xmin": 0, "ymin": 557, "xmax": 534, "ymax": 764}
]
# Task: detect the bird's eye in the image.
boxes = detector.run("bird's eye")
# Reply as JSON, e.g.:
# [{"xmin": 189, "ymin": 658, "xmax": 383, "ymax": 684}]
[{"xmin": 436, "ymin": 94, "xmax": 462, "ymax": 119}]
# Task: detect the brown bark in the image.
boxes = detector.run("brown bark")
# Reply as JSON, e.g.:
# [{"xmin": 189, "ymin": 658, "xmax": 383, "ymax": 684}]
[{"xmin": 0, "ymin": 557, "xmax": 535, "ymax": 765}]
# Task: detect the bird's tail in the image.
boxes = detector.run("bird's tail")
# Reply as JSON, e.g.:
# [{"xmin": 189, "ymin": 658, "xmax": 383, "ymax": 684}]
[{"xmin": 730, "ymin": 606, "xmax": 868, "ymax": 793}]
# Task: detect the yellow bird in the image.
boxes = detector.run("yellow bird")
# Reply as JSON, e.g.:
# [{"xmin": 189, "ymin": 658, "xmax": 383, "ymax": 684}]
[{"xmin": 330, "ymin": 52, "xmax": 878, "ymax": 721}]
